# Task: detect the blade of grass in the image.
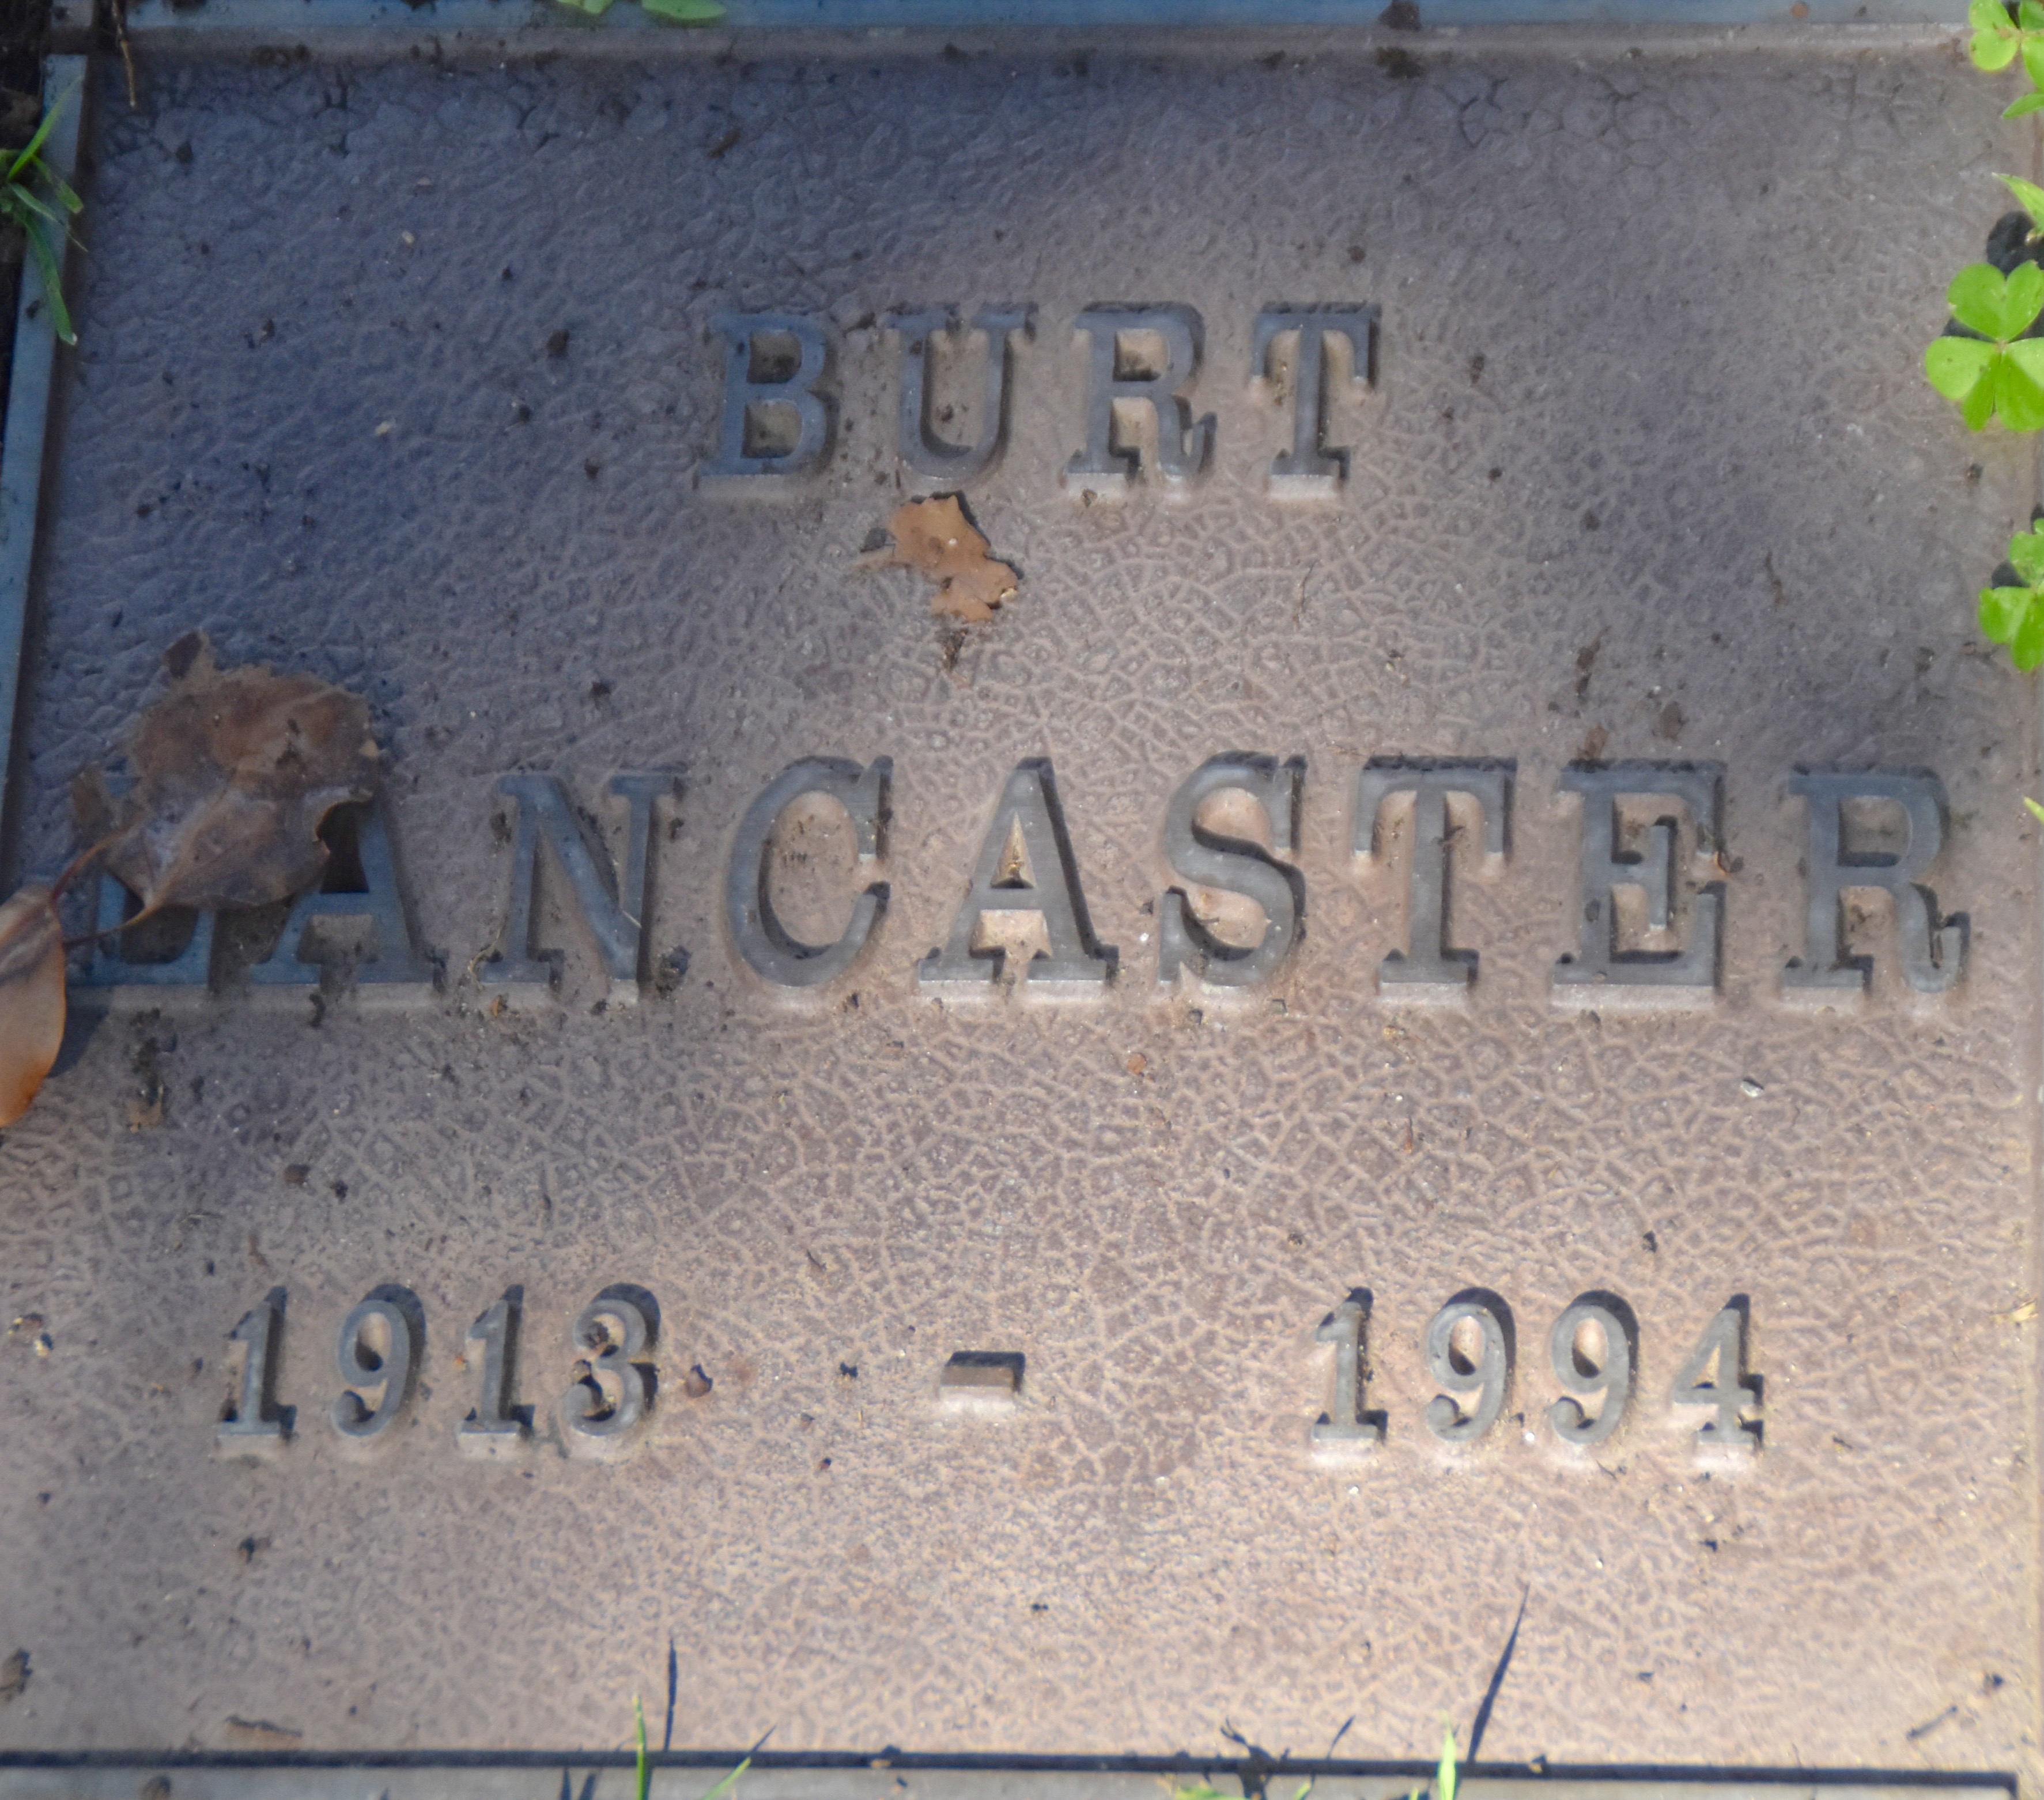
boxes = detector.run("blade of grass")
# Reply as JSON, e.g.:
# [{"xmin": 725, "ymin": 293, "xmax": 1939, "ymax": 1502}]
[
  {"xmin": 32, "ymin": 161, "xmax": 81, "ymax": 216},
  {"xmin": 697, "ymin": 1759, "xmax": 751, "ymax": 1800},
  {"xmin": 7, "ymin": 78, "xmax": 78, "ymax": 183},
  {"xmin": 635, "ymin": 1697, "xmax": 651, "ymax": 1800},
  {"xmin": 22, "ymin": 219, "xmax": 73, "ymax": 346},
  {"xmin": 5, "ymin": 183, "xmax": 59, "ymax": 225}
]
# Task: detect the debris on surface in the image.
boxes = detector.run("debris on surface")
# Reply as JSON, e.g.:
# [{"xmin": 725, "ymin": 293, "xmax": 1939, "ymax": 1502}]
[
  {"xmin": 73, "ymin": 630, "xmax": 380, "ymax": 915},
  {"xmin": 223, "ymin": 1717, "xmax": 304, "ymax": 1748},
  {"xmin": 0, "ymin": 634, "xmax": 380, "ymax": 1133},
  {"xmin": 0, "ymin": 1649, "xmax": 27, "ymax": 1706},
  {"xmin": 858, "ymin": 494, "xmax": 1021, "ymax": 623},
  {"xmin": 0, "ymin": 887, "xmax": 64, "ymax": 1128}
]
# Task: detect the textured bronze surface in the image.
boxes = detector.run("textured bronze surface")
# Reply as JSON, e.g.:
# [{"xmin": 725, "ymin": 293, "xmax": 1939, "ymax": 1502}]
[{"xmin": 0, "ymin": 36, "xmax": 2037, "ymax": 1783}]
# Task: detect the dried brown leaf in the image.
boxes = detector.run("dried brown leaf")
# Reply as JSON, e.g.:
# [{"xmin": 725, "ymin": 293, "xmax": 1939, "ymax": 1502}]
[
  {"xmin": 0, "ymin": 886, "xmax": 65, "ymax": 1129},
  {"xmin": 80, "ymin": 632, "xmax": 379, "ymax": 914},
  {"xmin": 859, "ymin": 494, "xmax": 1019, "ymax": 623}
]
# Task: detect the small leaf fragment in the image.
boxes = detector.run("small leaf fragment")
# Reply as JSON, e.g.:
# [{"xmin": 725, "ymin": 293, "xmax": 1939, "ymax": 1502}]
[
  {"xmin": 0, "ymin": 886, "xmax": 65, "ymax": 1129},
  {"xmin": 1977, "ymin": 24, "xmax": 2023, "ymax": 66},
  {"xmin": 2014, "ymin": 603, "xmax": 2044, "ymax": 668},
  {"xmin": 1949, "ymin": 264, "xmax": 2013, "ymax": 339},
  {"xmin": 1997, "ymin": 344, "xmax": 2044, "ymax": 429},
  {"xmin": 2026, "ymin": 796, "xmax": 2044, "ymax": 825},
  {"xmin": 2000, "ymin": 171, "xmax": 2044, "ymax": 230},
  {"xmin": 641, "ymin": 0, "xmax": 726, "ymax": 19},
  {"xmin": 1981, "ymin": 583, "xmax": 2033, "ymax": 641},
  {"xmin": 2010, "ymin": 525, "xmax": 2044, "ymax": 584},
  {"xmin": 81, "ymin": 632, "xmax": 380, "ymax": 915},
  {"xmin": 2004, "ymin": 260, "xmax": 2044, "ymax": 335},
  {"xmin": 1974, "ymin": 0, "xmax": 2024, "ymax": 63},
  {"xmin": 856, "ymin": 494, "xmax": 1021, "ymax": 624},
  {"xmin": 1925, "ymin": 335, "xmax": 1995, "ymax": 409}
]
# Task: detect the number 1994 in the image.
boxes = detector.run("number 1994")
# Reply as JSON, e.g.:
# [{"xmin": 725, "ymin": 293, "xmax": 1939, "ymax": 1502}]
[{"xmin": 1312, "ymin": 1291, "xmax": 1760, "ymax": 1457}]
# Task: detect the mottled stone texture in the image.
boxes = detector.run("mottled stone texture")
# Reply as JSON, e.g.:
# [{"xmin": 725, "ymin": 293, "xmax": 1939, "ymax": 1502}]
[{"xmin": 0, "ymin": 37, "xmax": 2039, "ymax": 1780}]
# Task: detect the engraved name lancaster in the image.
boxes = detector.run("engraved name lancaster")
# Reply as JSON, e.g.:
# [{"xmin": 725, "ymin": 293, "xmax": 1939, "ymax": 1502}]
[{"xmin": 77, "ymin": 757, "xmax": 1969, "ymax": 1008}]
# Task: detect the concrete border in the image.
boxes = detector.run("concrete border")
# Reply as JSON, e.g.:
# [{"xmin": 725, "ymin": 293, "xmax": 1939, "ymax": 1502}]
[
  {"xmin": 0, "ymin": 1761, "xmax": 2019, "ymax": 1796},
  {"xmin": 0, "ymin": 53, "xmax": 85, "ymax": 863},
  {"xmin": 120, "ymin": 0, "xmax": 1973, "ymax": 59}
]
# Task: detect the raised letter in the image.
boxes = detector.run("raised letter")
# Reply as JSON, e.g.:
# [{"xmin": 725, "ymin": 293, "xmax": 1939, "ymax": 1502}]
[
  {"xmin": 1547, "ymin": 1296, "xmax": 1634, "ymax": 1449},
  {"xmin": 1784, "ymin": 769, "xmax": 1964, "ymax": 996},
  {"xmin": 77, "ymin": 876, "xmax": 213, "ymax": 997},
  {"xmin": 458, "ymin": 1290, "xmax": 531, "ymax": 1459},
  {"xmin": 704, "ymin": 312, "xmax": 833, "ymax": 485},
  {"xmin": 216, "ymin": 1288, "xmax": 292, "ymax": 1459},
  {"xmin": 1064, "ymin": 305, "xmax": 1214, "ymax": 500},
  {"xmin": 1553, "ymin": 763, "xmax": 1722, "ymax": 1007},
  {"xmin": 560, "ymin": 1289, "xmax": 656, "ymax": 1462},
  {"xmin": 1312, "ymin": 1291, "xmax": 1384, "ymax": 1454},
  {"xmin": 920, "ymin": 760, "xmax": 1113, "ymax": 995},
  {"xmin": 1158, "ymin": 752, "xmax": 1304, "ymax": 991},
  {"xmin": 1353, "ymin": 759, "xmax": 1512, "ymax": 999},
  {"xmin": 1252, "ymin": 307, "xmax": 1376, "ymax": 499},
  {"xmin": 1423, "ymin": 1293, "xmax": 1512, "ymax": 1446},
  {"xmin": 889, "ymin": 306, "xmax": 1033, "ymax": 483},
  {"xmin": 330, "ymin": 1288, "xmax": 421, "ymax": 1452},
  {"xmin": 726, "ymin": 757, "xmax": 890, "ymax": 989},
  {"xmin": 484, "ymin": 772, "xmax": 680, "ymax": 1004},
  {"xmin": 250, "ymin": 802, "xmax": 435, "ymax": 1002},
  {"xmin": 1671, "ymin": 1302, "xmax": 1760, "ymax": 1454}
]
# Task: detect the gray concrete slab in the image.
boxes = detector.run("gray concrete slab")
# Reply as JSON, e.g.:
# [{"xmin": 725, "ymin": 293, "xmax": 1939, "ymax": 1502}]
[
  {"xmin": 0, "ymin": 28, "xmax": 2037, "ymax": 1787},
  {"xmin": 0, "ymin": 1771, "xmax": 2022, "ymax": 1800}
]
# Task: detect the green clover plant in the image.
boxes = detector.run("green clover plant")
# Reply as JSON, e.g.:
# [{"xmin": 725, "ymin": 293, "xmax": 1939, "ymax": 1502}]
[
  {"xmin": 1924, "ymin": 262, "xmax": 2044, "ymax": 428},
  {"xmin": 1931, "ymin": 5, "xmax": 2044, "ymax": 800},
  {"xmin": 1971, "ymin": 0, "xmax": 2044, "ymax": 112},
  {"xmin": 0, "ymin": 82, "xmax": 82, "ymax": 347},
  {"xmin": 1980, "ymin": 520, "xmax": 2044, "ymax": 667}
]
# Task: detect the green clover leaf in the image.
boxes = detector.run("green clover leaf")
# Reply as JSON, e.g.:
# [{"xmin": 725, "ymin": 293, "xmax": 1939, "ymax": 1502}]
[
  {"xmin": 1973, "ymin": 0, "xmax": 2023, "ymax": 66},
  {"xmin": 2009, "ymin": 524, "xmax": 2044, "ymax": 584},
  {"xmin": 1928, "ymin": 265, "xmax": 2044, "ymax": 429},
  {"xmin": 1980, "ymin": 523, "xmax": 2044, "ymax": 668},
  {"xmin": 1926, "ymin": 336, "xmax": 1997, "ymax": 425}
]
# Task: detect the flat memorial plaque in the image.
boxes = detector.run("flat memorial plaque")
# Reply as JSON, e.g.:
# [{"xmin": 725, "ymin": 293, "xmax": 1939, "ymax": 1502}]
[{"xmin": 0, "ymin": 21, "xmax": 2038, "ymax": 1788}]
